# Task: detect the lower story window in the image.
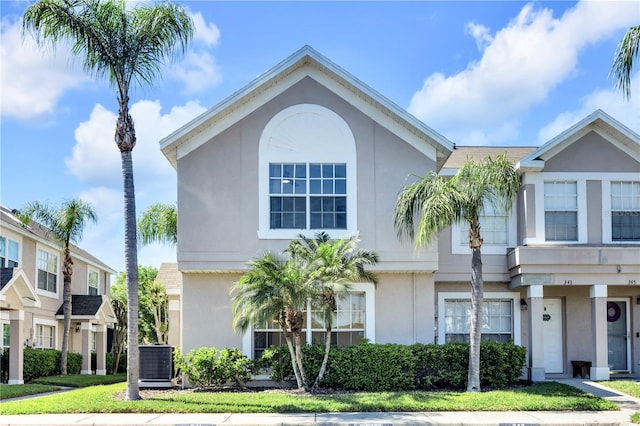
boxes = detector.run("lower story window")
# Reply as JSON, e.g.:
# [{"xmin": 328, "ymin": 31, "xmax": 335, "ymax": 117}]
[
  {"xmin": 253, "ymin": 292, "xmax": 365, "ymax": 359},
  {"xmin": 36, "ymin": 324, "xmax": 55, "ymax": 349},
  {"xmin": 443, "ymin": 299, "xmax": 513, "ymax": 343},
  {"xmin": 2, "ymin": 323, "xmax": 9, "ymax": 348}
]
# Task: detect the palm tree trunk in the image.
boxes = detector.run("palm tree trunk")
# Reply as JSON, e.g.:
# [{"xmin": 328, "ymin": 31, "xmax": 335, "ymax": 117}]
[
  {"xmin": 293, "ymin": 331, "xmax": 307, "ymax": 389},
  {"xmin": 468, "ymin": 245, "xmax": 483, "ymax": 391},
  {"xmin": 281, "ymin": 325, "xmax": 303, "ymax": 389},
  {"xmin": 61, "ymin": 248, "xmax": 73, "ymax": 375},
  {"xmin": 122, "ymin": 151, "xmax": 141, "ymax": 399},
  {"xmin": 312, "ymin": 326, "xmax": 332, "ymax": 392},
  {"xmin": 116, "ymin": 98, "xmax": 141, "ymax": 400}
]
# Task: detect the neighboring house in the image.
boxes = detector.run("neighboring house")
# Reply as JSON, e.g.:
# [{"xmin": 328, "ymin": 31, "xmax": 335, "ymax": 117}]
[
  {"xmin": 0, "ymin": 206, "xmax": 116, "ymax": 384},
  {"xmin": 159, "ymin": 46, "xmax": 640, "ymax": 381},
  {"xmin": 156, "ymin": 262, "xmax": 181, "ymax": 347}
]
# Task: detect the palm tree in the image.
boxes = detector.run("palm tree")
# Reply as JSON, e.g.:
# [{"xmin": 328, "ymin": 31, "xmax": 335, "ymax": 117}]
[
  {"xmin": 231, "ymin": 252, "xmax": 310, "ymax": 389},
  {"xmin": 138, "ymin": 203, "xmax": 177, "ymax": 247},
  {"xmin": 611, "ymin": 25, "xmax": 639, "ymax": 100},
  {"xmin": 23, "ymin": 0, "xmax": 193, "ymax": 400},
  {"xmin": 287, "ymin": 232, "xmax": 378, "ymax": 392},
  {"xmin": 394, "ymin": 153, "xmax": 520, "ymax": 391},
  {"xmin": 17, "ymin": 199, "xmax": 97, "ymax": 375}
]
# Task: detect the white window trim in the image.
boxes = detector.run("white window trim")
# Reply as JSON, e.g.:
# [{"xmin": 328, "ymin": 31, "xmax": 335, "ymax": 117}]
[
  {"xmin": 437, "ymin": 291, "xmax": 521, "ymax": 346},
  {"xmin": 33, "ymin": 317, "xmax": 58, "ymax": 349},
  {"xmin": 257, "ymin": 104, "xmax": 358, "ymax": 239},
  {"xmin": 242, "ymin": 282, "xmax": 375, "ymax": 358},
  {"xmin": 451, "ymin": 200, "xmax": 517, "ymax": 255},
  {"xmin": 523, "ymin": 172, "xmax": 588, "ymax": 245},
  {"xmin": 0, "ymin": 234, "xmax": 21, "ymax": 268},
  {"xmin": 602, "ymin": 177, "xmax": 640, "ymax": 245},
  {"xmin": 87, "ymin": 267, "xmax": 100, "ymax": 295},
  {"xmin": 34, "ymin": 245, "xmax": 60, "ymax": 298}
]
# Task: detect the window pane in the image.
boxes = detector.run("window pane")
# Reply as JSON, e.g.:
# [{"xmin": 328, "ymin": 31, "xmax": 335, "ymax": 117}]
[
  {"xmin": 322, "ymin": 180, "xmax": 333, "ymax": 194},
  {"xmin": 269, "ymin": 179, "xmax": 281, "ymax": 194},
  {"xmin": 322, "ymin": 164, "xmax": 333, "ymax": 178},
  {"xmin": 335, "ymin": 179, "xmax": 347, "ymax": 194},
  {"xmin": 310, "ymin": 179, "xmax": 321, "ymax": 194},
  {"xmin": 294, "ymin": 164, "xmax": 306, "ymax": 179},
  {"xmin": 335, "ymin": 164, "xmax": 346, "ymax": 178},
  {"xmin": 545, "ymin": 211, "xmax": 577, "ymax": 241},
  {"xmin": 283, "ymin": 164, "xmax": 294, "ymax": 178},
  {"xmin": 612, "ymin": 212, "xmax": 640, "ymax": 241},
  {"xmin": 310, "ymin": 164, "xmax": 321, "ymax": 178},
  {"xmin": 0, "ymin": 237, "xmax": 5, "ymax": 259},
  {"xmin": 269, "ymin": 164, "xmax": 281, "ymax": 178}
]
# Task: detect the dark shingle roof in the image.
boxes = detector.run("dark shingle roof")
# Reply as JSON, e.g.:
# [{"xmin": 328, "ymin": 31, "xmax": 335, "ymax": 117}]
[
  {"xmin": 55, "ymin": 295, "xmax": 105, "ymax": 316},
  {"xmin": 0, "ymin": 267, "xmax": 14, "ymax": 290}
]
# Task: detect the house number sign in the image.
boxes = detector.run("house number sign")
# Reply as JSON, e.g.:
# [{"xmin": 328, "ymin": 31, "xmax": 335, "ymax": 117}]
[{"xmin": 542, "ymin": 314, "xmax": 551, "ymax": 321}]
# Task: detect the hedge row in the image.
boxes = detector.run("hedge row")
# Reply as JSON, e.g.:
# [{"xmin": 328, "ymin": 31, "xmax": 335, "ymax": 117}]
[
  {"xmin": 262, "ymin": 340, "xmax": 526, "ymax": 391},
  {"xmin": 1, "ymin": 348, "xmax": 82, "ymax": 383}
]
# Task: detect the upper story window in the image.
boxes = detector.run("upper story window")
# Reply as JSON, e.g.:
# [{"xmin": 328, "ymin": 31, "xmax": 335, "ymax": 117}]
[
  {"xmin": 611, "ymin": 181, "xmax": 640, "ymax": 241},
  {"xmin": 258, "ymin": 104, "xmax": 357, "ymax": 239},
  {"xmin": 0, "ymin": 236, "xmax": 19, "ymax": 268},
  {"xmin": 37, "ymin": 248, "xmax": 58, "ymax": 294},
  {"xmin": 269, "ymin": 163, "xmax": 347, "ymax": 230},
  {"xmin": 88, "ymin": 268, "xmax": 99, "ymax": 295},
  {"xmin": 544, "ymin": 181, "xmax": 577, "ymax": 241},
  {"xmin": 459, "ymin": 202, "xmax": 508, "ymax": 246}
]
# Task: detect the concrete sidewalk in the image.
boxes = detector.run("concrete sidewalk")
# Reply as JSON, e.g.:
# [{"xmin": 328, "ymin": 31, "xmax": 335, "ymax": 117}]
[{"xmin": 1, "ymin": 379, "xmax": 638, "ymax": 425}]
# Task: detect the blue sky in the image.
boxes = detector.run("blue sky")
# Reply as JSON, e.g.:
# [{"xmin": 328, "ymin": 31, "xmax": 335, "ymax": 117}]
[{"xmin": 1, "ymin": 0, "xmax": 638, "ymax": 274}]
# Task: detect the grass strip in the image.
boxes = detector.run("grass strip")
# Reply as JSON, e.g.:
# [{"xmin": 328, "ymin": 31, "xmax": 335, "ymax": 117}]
[
  {"xmin": 0, "ymin": 381, "xmax": 618, "ymax": 414},
  {"xmin": 33, "ymin": 373, "xmax": 126, "ymax": 388},
  {"xmin": 0, "ymin": 384, "xmax": 60, "ymax": 401}
]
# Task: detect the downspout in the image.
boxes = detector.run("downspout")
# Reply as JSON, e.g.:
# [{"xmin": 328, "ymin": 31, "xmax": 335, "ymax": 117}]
[{"xmin": 413, "ymin": 272, "xmax": 417, "ymax": 343}]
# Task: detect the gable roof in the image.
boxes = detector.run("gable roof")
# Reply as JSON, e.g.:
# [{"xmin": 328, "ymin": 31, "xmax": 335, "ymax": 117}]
[
  {"xmin": 157, "ymin": 262, "xmax": 181, "ymax": 296},
  {"xmin": 0, "ymin": 268, "xmax": 41, "ymax": 307},
  {"xmin": 518, "ymin": 109, "xmax": 640, "ymax": 171},
  {"xmin": 55, "ymin": 295, "xmax": 116, "ymax": 323},
  {"xmin": 160, "ymin": 45, "xmax": 454, "ymax": 170},
  {"xmin": 440, "ymin": 146, "xmax": 536, "ymax": 176},
  {"xmin": 0, "ymin": 205, "xmax": 116, "ymax": 275}
]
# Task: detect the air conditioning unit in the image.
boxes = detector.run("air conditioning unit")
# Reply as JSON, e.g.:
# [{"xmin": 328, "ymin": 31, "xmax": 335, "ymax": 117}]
[{"xmin": 139, "ymin": 344, "xmax": 173, "ymax": 388}]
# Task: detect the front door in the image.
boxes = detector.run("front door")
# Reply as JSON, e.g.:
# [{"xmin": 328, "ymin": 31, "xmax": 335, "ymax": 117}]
[
  {"xmin": 607, "ymin": 299, "xmax": 630, "ymax": 372},
  {"xmin": 543, "ymin": 298, "xmax": 563, "ymax": 373}
]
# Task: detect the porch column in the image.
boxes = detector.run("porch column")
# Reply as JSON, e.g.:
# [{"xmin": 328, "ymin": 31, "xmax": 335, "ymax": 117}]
[
  {"xmin": 8, "ymin": 310, "xmax": 24, "ymax": 384},
  {"xmin": 528, "ymin": 285, "xmax": 545, "ymax": 382},
  {"xmin": 95, "ymin": 324, "xmax": 106, "ymax": 375},
  {"xmin": 590, "ymin": 285, "xmax": 610, "ymax": 380},
  {"xmin": 80, "ymin": 323, "xmax": 92, "ymax": 374}
]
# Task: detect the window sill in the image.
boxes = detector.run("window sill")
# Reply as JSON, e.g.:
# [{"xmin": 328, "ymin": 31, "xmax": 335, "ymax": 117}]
[{"xmin": 257, "ymin": 229, "xmax": 359, "ymax": 240}]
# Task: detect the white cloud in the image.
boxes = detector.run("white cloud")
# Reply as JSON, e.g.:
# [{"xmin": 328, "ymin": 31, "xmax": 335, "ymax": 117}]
[
  {"xmin": 538, "ymin": 72, "xmax": 640, "ymax": 143},
  {"xmin": 0, "ymin": 17, "xmax": 87, "ymax": 120},
  {"xmin": 190, "ymin": 11, "xmax": 221, "ymax": 46},
  {"xmin": 408, "ymin": 1, "xmax": 638, "ymax": 145},
  {"xmin": 65, "ymin": 99, "xmax": 206, "ymax": 187},
  {"xmin": 171, "ymin": 50, "xmax": 223, "ymax": 94}
]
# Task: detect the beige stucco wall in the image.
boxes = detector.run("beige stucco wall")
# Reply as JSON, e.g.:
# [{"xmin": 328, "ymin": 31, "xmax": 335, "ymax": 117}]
[
  {"xmin": 543, "ymin": 131, "xmax": 638, "ymax": 172},
  {"xmin": 177, "ymin": 77, "xmax": 436, "ymax": 273},
  {"xmin": 375, "ymin": 272, "xmax": 435, "ymax": 344},
  {"xmin": 181, "ymin": 273, "xmax": 242, "ymax": 354}
]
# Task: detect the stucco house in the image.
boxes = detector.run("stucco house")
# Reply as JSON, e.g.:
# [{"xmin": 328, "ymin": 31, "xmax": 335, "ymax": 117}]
[
  {"xmin": 0, "ymin": 205, "xmax": 116, "ymax": 384},
  {"xmin": 159, "ymin": 46, "xmax": 640, "ymax": 381}
]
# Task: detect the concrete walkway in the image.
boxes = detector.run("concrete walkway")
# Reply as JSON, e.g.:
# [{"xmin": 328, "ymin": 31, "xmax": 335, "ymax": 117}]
[{"xmin": 1, "ymin": 379, "xmax": 638, "ymax": 425}]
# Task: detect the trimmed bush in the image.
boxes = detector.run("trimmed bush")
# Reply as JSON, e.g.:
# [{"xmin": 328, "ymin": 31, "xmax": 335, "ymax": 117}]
[
  {"xmin": 106, "ymin": 352, "xmax": 127, "ymax": 374},
  {"xmin": 178, "ymin": 347, "xmax": 255, "ymax": 389},
  {"xmin": 261, "ymin": 341, "xmax": 526, "ymax": 391},
  {"xmin": 23, "ymin": 348, "xmax": 82, "ymax": 382}
]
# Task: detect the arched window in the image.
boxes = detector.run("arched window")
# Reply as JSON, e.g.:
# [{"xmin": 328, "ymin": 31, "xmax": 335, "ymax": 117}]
[{"xmin": 258, "ymin": 104, "xmax": 357, "ymax": 239}]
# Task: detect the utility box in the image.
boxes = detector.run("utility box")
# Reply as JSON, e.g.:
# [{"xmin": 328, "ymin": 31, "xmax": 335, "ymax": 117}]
[{"xmin": 139, "ymin": 344, "xmax": 173, "ymax": 388}]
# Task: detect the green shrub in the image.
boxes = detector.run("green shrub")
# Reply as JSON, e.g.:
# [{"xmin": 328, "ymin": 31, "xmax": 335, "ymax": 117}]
[
  {"xmin": 67, "ymin": 352, "xmax": 82, "ymax": 375},
  {"xmin": 106, "ymin": 352, "xmax": 127, "ymax": 374},
  {"xmin": 261, "ymin": 341, "xmax": 526, "ymax": 391},
  {"xmin": 179, "ymin": 347, "xmax": 255, "ymax": 389}
]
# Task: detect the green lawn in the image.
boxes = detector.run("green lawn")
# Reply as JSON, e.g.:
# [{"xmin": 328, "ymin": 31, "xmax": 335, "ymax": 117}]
[
  {"xmin": 598, "ymin": 380, "xmax": 640, "ymax": 424},
  {"xmin": 0, "ymin": 384, "xmax": 60, "ymax": 401},
  {"xmin": 32, "ymin": 373, "xmax": 126, "ymax": 388},
  {"xmin": 0, "ymin": 381, "xmax": 618, "ymax": 414}
]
